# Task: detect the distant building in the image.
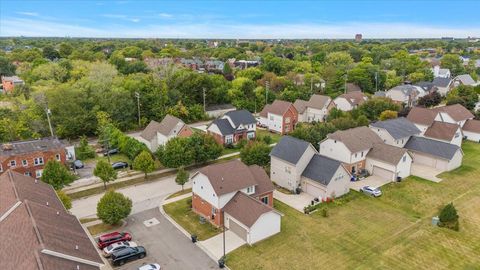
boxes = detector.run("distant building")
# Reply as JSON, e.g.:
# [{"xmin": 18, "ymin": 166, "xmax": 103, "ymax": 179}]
[
  {"xmin": 138, "ymin": 115, "xmax": 193, "ymax": 152},
  {"xmin": 355, "ymin": 34, "xmax": 363, "ymax": 42},
  {"xmin": 205, "ymin": 104, "xmax": 237, "ymax": 118},
  {"xmin": 1, "ymin": 75, "xmax": 24, "ymax": 94}
]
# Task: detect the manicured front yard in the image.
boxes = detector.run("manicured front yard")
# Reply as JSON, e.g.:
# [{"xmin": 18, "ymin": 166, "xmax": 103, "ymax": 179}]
[
  {"xmin": 227, "ymin": 141, "xmax": 480, "ymax": 269},
  {"xmin": 164, "ymin": 198, "xmax": 221, "ymax": 240},
  {"xmin": 166, "ymin": 188, "xmax": 192, "ymax": 200},
  {"xmin": 87, "ymin": 222, "xmax": 121, "ymax": 236},
  {"xmin": 257, "ymin": 128, "xmax": 282, "ymax": 143}
]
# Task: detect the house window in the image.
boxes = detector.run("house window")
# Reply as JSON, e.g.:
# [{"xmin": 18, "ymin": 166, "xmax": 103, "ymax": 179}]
[
  {"xmin": 246, "ymin": 186, "xmax": 255, "ymax": 194},
  {"xmin": 334, "ymin": 140, "xmax": 337, "ymax": 143},
  {"xmin": 269, "ymin": 116, "xmax": 274, "ymax": 121},
  {"xmin": 10, "ymin": 160, "xmax": 16, "ymax": 167},
  {"xmin": 455, "ymin": 133, "xmax": 460, "ymax": 138},
  {"xmin": 403, "ymin": 156, "xmax": 407, "ymax": 162},
  {"xmin": 55, "ymin": 154, "xmax": 61, "ymax": 161},
  {"xmin": 285, "ymin": 166, "xmax": 291, "ymax": 174},
  {"xmin": 226, "ymin": 136, "xmax": 233, "ymax": 144},
  {"xmin": 35, "ymin": 169, "xmax": 43, "ymax": 178},
  {"xmin": 285, "ymin": 117, "xmax": 291, "ymax": 124},
  {"xmin": 361, "ymin": 152, "xmax": 364, "ymax": 157},
  {"xmin": 0, "ymin": 164, "xmax": 2, "ymax": 172},
  {"xmin": 211, "ymin": 207, "xmax": 216, "ymax": 215},
  {"xmin": 34, "ymin": 157, "xmax": 44, "ymax": 166},
  {"xmin": 22, "ymin": 160, "xmax": 28, "ymax": 166},
  {"xmin": 24, "ymin": 172, "xmax": 32, "ymax": 177},
  {"xmin": 261, "ymin": 196, "xmax": 269, "ymax": 205},
  {"xmin": 355, "ymin": 153, "xmax": 358, "ymax": 158}
]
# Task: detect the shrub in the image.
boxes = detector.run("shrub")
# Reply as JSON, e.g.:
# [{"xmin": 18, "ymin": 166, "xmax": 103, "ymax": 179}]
[
  {"xmin": 97, "ymin": 190, "xmax": 132, "ymax": 225},
  {"xmin": 56, "ymin": 190, "xmax": 72, "ymax": 210},
  {"xmin": 320, "ymin": 207, "xmax": 329, "ymax": 217},
  {"xmin": 75, "ymin": 136, "xmax": 95, "ymax": 160},
  {"xmin": 262, "ymin": 135, "xmax": 273, "ymax": 145},
  {"xmin": 438, "ymin": 203, "xmax": 459, "ymax": 231},
  {"xmin": 240, "ymin": 141, "xmax": 271, "ymax": 167},
  {"xmin": 186, "ymin": 198, "xmax": 192, "ymax": 208},
  {"xmin": 41, "ymin": 160, "xmax": 75, "ymax": 190}
]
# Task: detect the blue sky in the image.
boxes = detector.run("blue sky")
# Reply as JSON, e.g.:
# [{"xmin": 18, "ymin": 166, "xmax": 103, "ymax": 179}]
[{"xmin": 1, "ymin": 1, "xmax": 479, "ymax": 38}]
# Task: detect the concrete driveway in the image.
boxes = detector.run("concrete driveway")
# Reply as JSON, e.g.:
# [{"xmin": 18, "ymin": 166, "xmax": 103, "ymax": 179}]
[
  {"xmin": 200, "ymin": 231, "xmax": 246, "ymax": 261},
  {"xmin": 116, "ymin": 208, "xmax": 218, "ymax": 270},
  {"xmin": 411, "ymin": 164, "xmax": 443, "ymax": 182},
  {"xmin": 273, "ymin": 190, "xmax": 314, "ymax": 212},
  {"xmin": 349, "ymin": 175, "xmax": 392, "ymax": 191}
]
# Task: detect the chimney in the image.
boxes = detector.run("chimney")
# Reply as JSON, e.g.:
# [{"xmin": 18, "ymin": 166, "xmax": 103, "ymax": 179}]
[
  {"xmin": 2, "ymin": 143, "xmax": 13, "ymax": 151},
  {"xmin": 56, "ymin": 211, "xmax": 59, "ymax": 215},
  {"xmin": 46, "ymin": 202, "xmax": 49, "ymax": 206}
]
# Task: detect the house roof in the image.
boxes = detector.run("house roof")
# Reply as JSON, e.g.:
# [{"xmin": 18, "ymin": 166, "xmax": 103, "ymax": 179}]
[
  {"xmin": 346, "ymin": 83, "xmax": 362, "ymax": 93},
  {"xmin": 301, "ymin": 154, "xmax": 344, "ymax": 186},
  {"xmin": 462, "ymin": 119, "xmax": 480, "ymax": 133},
  {"xmin": 367, "ymin": 143, "xmax": 409, "ymax": 165},
  {"xmin": 270, "ymin": 136, "xmax": 313, "ymax": 164},
  {"xmin": 328, "ymin": 126, "xmax": 383, "ymax": 153},
  {"xmin": 374, "ymin": 91, "xmax": 386, "ymax": 97},
  {"xmin": 249, "ymin": 165, "xmax": 275, "ymax": 197},
  {"xmin": 307, "ymin": 94, "xmax": 331, "ymax": 110},
  {"xmin": 198, "ymin": 160, "xmax": 264, "ymax": 196},
  {"xmin": 336, "ymin": 91, "xmax": 367, "ymax": 106},
  {"xmin": 223, "ymin": 192, "xmax": 275, "ymax": 228},
  {"xmin": 424, "ymin": 122, "xmax": 460, "ymax": 141},
  {"xmin": 157, "ymin": 115, "xmax": 186, "ymax": 136},
  {"xmin": 0, "ymin": 171, "xmax": 103, "ymax": 270},
  {"xmin": 260, "ymin": 100, "xmax": 294, "ymax": 117},
  {"xmin": 206, "ymin": 104, "xmax": 235, "ymax": 112},
  {"xmin": 434, "ymin": 104, "xmax": 474, "ymax": 122},
  {"xmin": 415, "ymin": 81, "xmax": 436, "ymax": 92},
  {"xmin": 1, "ymin": 75, "xmax": 23, "ymax": 83},
  {"xmin": 293, "ymin": 99, "xmax": 309, "ymax": 114},
  {"xmin": 432, "ymin": 77, "xmax": 452, "ymax": 88},
  {"xmin": 370, "ymin": 117, "xmax": 421, "ymax": 140},
  {"xmin": 224, "ymin": 109, "xmax": 256, "ymax": 126},
  {"xmin": 140, "ymin": 120, "xmax": 162, "ymax": 141},
  {"xmin": 0, "ymin": 137, "xmax": 65, "ymax": 157},
  {"xmin": 210, "ymin": 118, "xmax": 235, "ymax": 135},
  {"xmin": 406, "ymin": 107, "xmax": 438, "ymax": 126},
  {"xmin": 388, "ymin": 84, "xmax": 421, "ymax": 96},
  {"xmin": 455, "ymin": 74, "xmax": 476, "ymax": 85},
  {"xmin": 404, "ymin": 136, "xmax": 460, "ymax": 160}
]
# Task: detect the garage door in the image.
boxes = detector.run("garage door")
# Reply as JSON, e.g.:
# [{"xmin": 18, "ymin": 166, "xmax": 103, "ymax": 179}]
[
  {"xmin": 302, "ymin": 180, "xmax": 325, "ymax": 198},
  {"xmin": 435, "ymin": 159, "xmax": 448, "ymax": 171},
  {"xmin": 372, "ymin": 166, "xmax": 394, "ymax": 181},
  {"xmin": 229, "ymin": 219, "xmax": 248, "ymax": 242},
  {"xmin": 413, "ymin": 153, "xmax": 436, "ymax": 167}
]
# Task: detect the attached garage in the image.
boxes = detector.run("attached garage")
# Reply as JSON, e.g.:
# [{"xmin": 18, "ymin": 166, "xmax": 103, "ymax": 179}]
[
  {"xmin": 372, "ymin": 166, "xmax": 395, "ymax": 180},
  {"xmin": 411, "ymin": 152, "xmax": 449, "ymax": 171},
  {"xmin": 301, "ymin": 179, "xmax": 326, "ymax": 198},
  {"xmin": 228, "ymin": 219, "xmax": 248, "ymax": 242},
  {"xmin": 366, "ymin": 143, "xmax": 413, "ymax": 181}
]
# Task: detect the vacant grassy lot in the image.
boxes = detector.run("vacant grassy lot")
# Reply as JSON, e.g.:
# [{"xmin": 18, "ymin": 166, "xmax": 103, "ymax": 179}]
[
  {"xmin": 228, "ymin": 141, "xmax": 480, "ymax": 270},
  {"xmin": 257, "ymin": 129, "xmax": 282, "ymax": 143},
  {"xmin": 164, "ymin": 198, "xmax": 221, "ymax": 240}
]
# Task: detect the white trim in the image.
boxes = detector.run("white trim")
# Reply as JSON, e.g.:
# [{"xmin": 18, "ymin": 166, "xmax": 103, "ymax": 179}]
[
  {"xmin": 41, "ymin": 249, "xmax": 103, "ymax": 267},
  {"xmin": 0, "ymin": 201, "xmax": 22, "ymax": 222}
]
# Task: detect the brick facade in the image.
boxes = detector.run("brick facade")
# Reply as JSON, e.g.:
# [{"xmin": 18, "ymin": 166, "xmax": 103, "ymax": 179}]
[
  {"xmin": 192, "ymin": 193, "xmax": 223, "ymax": 226},
  {"xmin": 281, "ymin": 105, "xmax": 298, "ymax": 134},
  {"xmin": 254, "ymin": 192, "xmax": 274, "ymax": 208},
  {"xmin": 342, "ymin": 160, "xmax": 366, "ymax": 175},
  {"xmin": 178, "ymin": 125, "xmax": 194, "ymax": 138},
  {"xmin": 0, "ymin": 148, "xmax": 67, "ymax": 178}
]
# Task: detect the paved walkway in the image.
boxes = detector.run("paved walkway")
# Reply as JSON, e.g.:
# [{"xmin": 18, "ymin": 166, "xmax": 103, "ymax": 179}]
[
  {"xmin": 411, "ymin": 164, "xmax": 443, "ymax": 182},
  {"xmin": 273, "ymin": 190, "xmax": 313, "ymax": 212},
  {"xmin": 200, "ymin": 231, "xmax": 246, "ymax": 260}
]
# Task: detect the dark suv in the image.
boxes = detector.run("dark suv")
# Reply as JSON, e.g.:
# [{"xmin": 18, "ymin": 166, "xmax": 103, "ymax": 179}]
[
  {"xmin": 97, "ymin": 232, "xmax": 132, "ymax": 249},
  {"xmin": 111, "ymin": 246, "xmax": 146, "ymax": 266}
]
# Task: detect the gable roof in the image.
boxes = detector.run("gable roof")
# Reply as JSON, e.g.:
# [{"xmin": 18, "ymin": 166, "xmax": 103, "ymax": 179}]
[
  {"xmin": 388, "ymin": 84, "xmax": 422, "ymax": 96},
  {"xmin": 455, "ymin": 74, "xmax": 476, "ymax": 85},
  {"xmin": 346, "ymin": 83, "xmax": 362, "ymax": 93},
  {"xmin": 157, "ymin": 115, "xmax": 186, "ymax": 136},
  {"xmin": 415, "ymin": 81, "xmax": 436, "ymax": 92},
  {"xmin": 224, "ymin": 109, "xmax": 256, "ymax": 126},
  {"xmin": 210, "ymin": 118, "xmax": 235, "ymax": 135},
  {"xmin": 140, "ymin": 120, "xmax": 162, "ymax": 141},
  {"xmin": 424, "ymin": 122, "xmax": 460, "ymax": 141},
  {"xmin": 301, "ymin": 154, "xmax": 344, "ymax": 186},
  {"xmin": 462, "ymin": 119, "xmax": 480, "ymax": 133},
  {"xmin": 336, "ymin": 91, "xmax": 367, "ymax": 106},
  {"xmin": 434, "ymin": 104, "xmax": 474, "ymax": 122},
  {"xmin": 293, "ymin": 99, "xmax": 309, "ymax": 114},
  {"xmin": 249, "ymin": 165, "xmax": 275, "ymax": 197},
  {"xmin": 367, "ymin": 143, "xmax": 409, "ymax": 165},
  {"xmin": 404, "ymin": 136, "xmax": 460, "ymax": 160},
  {"xmin": 0, "ymin": 137, "xmax": 65, "ymax": 157},
  {"xmin": 432, "ymin": 77, "xmax": 452, "ymax": 88},
  {"xmin": 370, "ymin": 117, "xmax": 421, "ymax": 139},
  {"xmin": 328, "ymin": 126, "xmax": 383, "ymax": 153},
  {"xmin": 407, "ymin": 107, "xmax": 438, "ymax": 126},
  {"xmin": 270, "ymin": 136, "xmax": 313, "ymax": 164},
  {"xmin": 223, "ymin": 192, "xmax": 276, "ymax": 228},
  {"xmin": 307, "ymin": 94, "xmax": 331, "ymax": 110},
  {"xmin": 260, "ymin": 100, "xmax": 294, "ymax": 117},
  {"xmin": 198, "ymin": 160, "xmax": 264, "ymax": 196}
]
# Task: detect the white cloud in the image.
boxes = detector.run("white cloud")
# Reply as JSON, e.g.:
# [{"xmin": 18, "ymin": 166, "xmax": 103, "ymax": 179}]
[
  {"xmin": 159, "ymin": 13, "xmax": 173, "ymax": 18},
  {"xmin": 16, "ymin": 12, "xmax": 39, "ymax": 17},
  {"xmin": 1, "ymin": 17, "xmax": 479, "ymax": 39}
]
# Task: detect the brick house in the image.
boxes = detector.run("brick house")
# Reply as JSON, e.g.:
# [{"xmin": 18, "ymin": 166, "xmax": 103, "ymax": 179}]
[
  {"xmin": 191, "ymin": 160, "xmax": 281, "ymax": 245},
  {"xmin": 138, "ymin": 115, "xmax": 193, "ymax": 152},
  {"xmin": 1, "ymin": 75, "xmax": 24, "ymax": 94},
  {"xmin": 258, "ymin": 100, "xmax": 298, "ymax": 134},
  {"xmin": 0, "ymin": 138, "xmax": 71, "ymax": 179},
  {"xmin": 207, "ymin": 109, "xmax": 256, "ymax": 145}
]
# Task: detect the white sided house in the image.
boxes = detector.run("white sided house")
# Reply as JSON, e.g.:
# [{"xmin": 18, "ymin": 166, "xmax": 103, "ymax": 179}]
[
  {"xmin": 370, "ymin": 117, "xmax": 421, "ymax": 147},
  {"xmin": 424, "ymin": 122, "xmax": 463, "ymax": 147},
  {"xmin": 138, "ymin": 115, "xmax": 192, "ymax": 152},
  {"xmin": 385, "ymin": 84, "xmax": 426, "ymax": 107},
  {"xmin": 333, "ymin": 92, "xmax": 368, "ymax": 111},
  {"xmin": 293, "ymin": 94, "xmax": 333, "ymax": 123},
  {"xmin": 462, "ymin": 119, "xmax": 480, "ymax": 142},
  {"xmin": 404, "ymin": 136, "xmax": 463, "ymax": 171}
]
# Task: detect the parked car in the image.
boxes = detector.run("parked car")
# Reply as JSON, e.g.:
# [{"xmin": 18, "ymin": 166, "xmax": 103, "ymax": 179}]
[
  {"xmin": 104, "ymin": 148, "xmax": 119, "ymax": 156},
  {"xmin": 138, "ymin": 263, "xmax": 161, "ymax": 270},
  {"xmin": 112, "ymin": 161, "xmax": 129, "ymax": 170},
  {"xmin": 360, "ymin": 186, "xmax": 382, "ymax": 197},
  {"xmin": 111, "ymin": 246, "xmax": 146, "ymax": 266},
  {"xmin": 97, "ymin": 232, "xmax": 132, "ymax": 249},
  {"xmin": 103, "ymin": 241, "xmax": 137, "ymax": 257},
  {"xmin": 73, "ymin": 160, "xmax": 84, "ymax": 169}
]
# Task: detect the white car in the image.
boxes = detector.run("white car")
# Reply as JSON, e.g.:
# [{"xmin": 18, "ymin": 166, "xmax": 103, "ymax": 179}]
[
  {"xmin": 103, "ymin": 241, "xmax": 137, "ymax": 257},
  {"xmin": 138, "ymin": 263, "xmax": 161, "ymax": 270},
  {"xmin": 360, "ymin": 186, "xmax": 382, "ymax": 197}
]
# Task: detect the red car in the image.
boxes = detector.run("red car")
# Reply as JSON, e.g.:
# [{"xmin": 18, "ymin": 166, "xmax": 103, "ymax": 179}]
[{"xmin": 97, "ymin": 232, "xmax": 132, "ymax": 249}]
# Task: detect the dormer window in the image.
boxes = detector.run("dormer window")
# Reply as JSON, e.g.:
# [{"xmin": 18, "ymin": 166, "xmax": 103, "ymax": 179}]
[{"xmin": 246, "ymin": 186, "xmax": 255, "ymax": 195}]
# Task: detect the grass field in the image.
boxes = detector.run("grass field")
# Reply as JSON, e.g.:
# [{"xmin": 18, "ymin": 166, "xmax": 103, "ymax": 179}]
[
  {"xmin": 257, "ymin": 129, "xmax": 282, "ymax": 143},
  {"xmin": 227, "ymin": 141, "xmax": 480, "ymax": 270},
  {"xmin": 166, "ymin": 188, "xmax": 192, "ymax": 200}
]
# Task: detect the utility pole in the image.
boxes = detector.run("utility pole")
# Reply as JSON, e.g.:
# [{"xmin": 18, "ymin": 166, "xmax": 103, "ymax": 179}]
[
  {"xmin": 265, "ymin": 81, "xmax": 270, "ymax": 105},
  {"xmin": 344, "ymin": 73, "xmax": 348, "ymax": 94},
  {"xmin": 135, "ymin": 92, "xmax": 140, "ymax": 128},
  {"xmin": 310, "ymin": 77, "xmax": 313, "ymax": 94},
  {"xmin": 46, "ymin": 105, "xmax": 54, "ymax": 137},
  {"xmin": 203, "ymin": 87, "xmax": 206, "ymax": 112},
  {"xmin": 375, "ymin": 71, "xmax": 378, "ymax": 92}
]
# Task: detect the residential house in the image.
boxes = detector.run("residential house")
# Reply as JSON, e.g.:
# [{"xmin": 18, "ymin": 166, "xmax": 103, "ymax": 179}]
[
  {"xmin": 369, "ymin": 117, "xmax": 421, "ymax": 147},
  {"xmin": 432, "ymin": 65, "xmax": 451, "ymax": 78},
  {"xmin": 453, "ymin": 74, "xmax": 477, "ymax": 87},
  {"xmin": 0, "ymin": 138, "xmax": 71, "ymax": 179},
  {"xmin": 404, "ymin": 136, "xmax": 463, "ymax": 171},
  {"xmin": 318, "ymin": 126, "xmax": 412, "ymax": 181},
  {"xmin": 191, "ymin": 160, "xmax": 281, "ymax": 245},
  {"xmin": 270, "ymin": 136, "xmax": 351, "ymax": 199},
  {"xmin": 407, "ymin": 104, "xmax": 474, "ymax": 134},
  {"xmin": 415, "ymin": 81, "xmax": 437, "ymax": 94},
  {"xmin": 207, "ymin": 109, "xmax": 256, "ymax": 145},
  {"xmin": 432, "ymin": 77, "xmax": 453, "ymax": 96},
  {"xmin": 205, "ymin": 104, "xmax": 236, "ymax": 118},
  {"xmin": 333, "ymin": 92, "xmax": 368, "ymax": 111},
  {"xmin": 385, "ymin": 84, "xmax": 426, "ymax": 107},
  {"xmin": 424, "ymin": 122, "xmax": 463, "ymax": 146},
  {"xmin": 1, "ymin": 75, "xmax": 24, "ymax": 94},
  {"xmin": 258, "ymin": 100, "xmax": 298, "ymax": 134},
  {"xmin": 138, "ymin": 115, "xmax": 193, "ymax": 152},
  {"xmin": 294, "ymin": 94, "xmax": 334, "ymax": 123},
  {"xmin": 345, "ymin": 83, "xmax": 362, "ymax": 93},
  {"xmin": 0, "ymin": 170, "xmax": 104, "ymax": 270},
  {"xmin": 462, "ymin": 119, "xmax": 480, "ymax": 142}
]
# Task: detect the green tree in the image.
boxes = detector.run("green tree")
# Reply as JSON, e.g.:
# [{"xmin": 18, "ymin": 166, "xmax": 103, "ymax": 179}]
[
  {"xmin": 418, "ymin": 92, "xmax": 442, "ymax": 108},
  {"xmin": 446, "ymin": 85, "xmax": 479, "ymax": 110},
  {"xmin": 358, "ymin": 97, "xmax": 401, "ymax": 120},
  {"xmin": 156, "ymin": 137, "xmax": 194, "ymax": 168},
  {"xmin": 42, "ymin": 45, "xmax": 60, "ymax": 60},
  {"xmin": 240, "ymin": 141, "xmax": 271, "ymax": 167},
  {"xmin": 56, "ymin": 190, "xmax": 72, "ymax": 210},
  {"xmin": 188, "ymin": 133, "xmax": 223, "ymax": 164},
  {"xmin": 175, "ymin": 167, "xmax": 189, "ymax": 191},
  {"xmin": 75, "ymin": 136, "xmax": 96, "ymax": 160},
  {"xmin": 41, "ymin": 160, "xmax": 75, "ymax": 190},
  {"xmin": 438, "ymin": 203, "xmax": 459, "ymax": 231},
  {"xmin": 94, "ymin": 160, "xmax": 117, "ymax": 190},
  {"xmin": 97, "ymin": 190, "xmax": 132, "ymax": 225},
  {"xmin": 59, "ymin": 42, "xmax": 74, "ymax": 58},
  {"xmin": 379, "ymin": 110, "xmax": 398, "ymax": 120},
  {"xmin": 441, "ymin": 54, "xmax": 465, "ymax": 76},
  {"xmin": 0, "ymin": 56, "xmax": 16, "ymax": 76},
  {"xmin": 133, "ymin": 150, "xmax": 155, "ymax": 179}
]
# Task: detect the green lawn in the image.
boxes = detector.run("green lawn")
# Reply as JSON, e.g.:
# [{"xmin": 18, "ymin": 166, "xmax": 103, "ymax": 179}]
[
  {"xmin": 227, "ymin": 141, "xmax": 480, "ymax": 270},
  {"xmin": 257, "ymin": 129, "xmax": 282, "ymax": 143},
  {"xmin": 166, "ymin": 188, "xmax": 192, "ymax": 200},
  {"xmin": 163, "ymin": 198, "xmax": 221, "ymax": 240}
]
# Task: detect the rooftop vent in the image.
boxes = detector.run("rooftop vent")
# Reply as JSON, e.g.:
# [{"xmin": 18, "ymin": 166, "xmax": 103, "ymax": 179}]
[
  {"xmin": 2, "ymin": 144, "xmax": 13, "ymax": 151},
  {"xmin": 46, "ymin": 202, "xmax": 49, "ymax": 206},
  {"xmin": 75, "ymin": 245, "xmax": 79, "ymax": 250},
  {"xmin": 56, "ymin": 211, "xmax": 59, "ymax": 215}
]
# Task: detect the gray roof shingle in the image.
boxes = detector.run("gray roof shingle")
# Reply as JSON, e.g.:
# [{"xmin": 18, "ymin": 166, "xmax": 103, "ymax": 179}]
[
  {"xmin": 270, "ymin": 136, "xmax": 312, "ymax": 164},
  {"xmin": 224, "ymin": 109, "xmax": 256, "ymax": 126},
  {"xmin": 432, "ymin": 77, "xmax": 452, "ymax": 88},
  {"xmin": 301, "ymin": 154, "xmax": 343, "ymax": 186},
  {"xmin": 370, "ymin": 117, "xmax": 421, "ymax": 139},
  {"xmin": 404, "ymin": 136, "xmax": 460, "ymax": 160},
  {"xmin": 211, "ymin": 118, "xmax": 235, "ymax": 135}
]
